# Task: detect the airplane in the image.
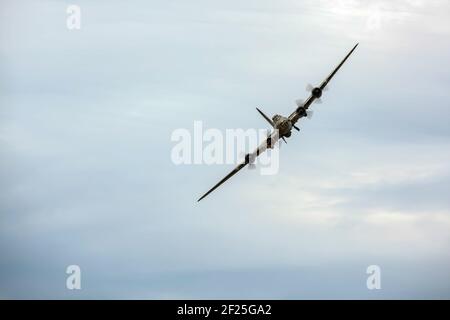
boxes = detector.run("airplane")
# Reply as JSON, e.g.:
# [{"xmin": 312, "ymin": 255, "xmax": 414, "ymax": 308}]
[{"xmin": 197, "ymin": 43, "xmax": 359, "ymax": 202}]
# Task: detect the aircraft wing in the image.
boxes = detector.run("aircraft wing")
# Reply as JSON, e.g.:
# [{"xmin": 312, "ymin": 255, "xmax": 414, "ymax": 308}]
[
  {"xmin": 319, "ymin": 42, "xmax": 359, "ymax": 90},
  {"xmin": 289, "ymin": 43, "xmax": 358, "ymax": 124},
  {"xmin": 197, "ymin": 162, "xmax": 247, "ymax": 202},
  {"xmin": 197, "ymin": 131, "xmax": 280, "ymax": 202}
]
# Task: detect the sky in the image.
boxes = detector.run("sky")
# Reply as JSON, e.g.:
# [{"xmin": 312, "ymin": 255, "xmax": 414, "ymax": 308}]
[{"xmin": 0, "ymin": 0, "xmax": 450, "ymax": 299}]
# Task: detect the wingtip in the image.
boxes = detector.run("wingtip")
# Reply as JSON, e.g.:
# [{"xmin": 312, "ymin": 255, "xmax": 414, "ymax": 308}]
[{"xmin": 348, "ymin": 43, "xmax": 359, "ymax": 55}]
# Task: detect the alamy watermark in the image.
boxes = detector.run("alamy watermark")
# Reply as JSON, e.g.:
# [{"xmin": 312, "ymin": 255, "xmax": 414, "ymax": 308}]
[
  {"xmin": 66, "ymin": 265, "xmax": 81, "ymax": 290},
  {"xmin": 366, "ymin": 265, "xmax": 381, "ymax": 290},
  {"xmin": 171, "ymin": 121, "xmax": 281, "ymax": 175},
  {"xmin": 66, "ymin": 5, "xmax": 81, "ymax": 30}
]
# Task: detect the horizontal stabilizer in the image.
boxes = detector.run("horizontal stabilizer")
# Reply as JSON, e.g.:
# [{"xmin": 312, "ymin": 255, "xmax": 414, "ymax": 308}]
[{"xmin": 256, "ymin": 107, "xmax": 274, "ymax": 127}]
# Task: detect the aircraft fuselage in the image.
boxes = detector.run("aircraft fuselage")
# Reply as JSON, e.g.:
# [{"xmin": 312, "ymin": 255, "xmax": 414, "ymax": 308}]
[{"xmin": 272, "ymin": 114, "xmax": 292, "ymax": 137}]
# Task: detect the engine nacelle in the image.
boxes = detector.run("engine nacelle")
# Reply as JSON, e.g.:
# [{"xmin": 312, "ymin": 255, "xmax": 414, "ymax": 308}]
[
  {"xmin": 312, "ymin": 87, "xmax": 322, "ymax": 98},
  {"xmin": 296, "ymin": 106, "xmax": 307, "ymax": 117}
]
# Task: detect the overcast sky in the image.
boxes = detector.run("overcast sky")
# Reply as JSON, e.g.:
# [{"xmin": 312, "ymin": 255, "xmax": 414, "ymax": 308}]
[{"xmin": 1, "ymin": 0, "xmax": 450, "ymax": 299}]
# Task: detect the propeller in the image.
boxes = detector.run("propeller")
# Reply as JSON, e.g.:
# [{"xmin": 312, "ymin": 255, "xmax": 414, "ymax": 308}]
[
  {"xmin": 295, "ymin": 99, "xmax": 304, "ymax": 107},
  {"xmin": 307, "ymin": 110, "xmax": 314, "ymax": 119}
]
